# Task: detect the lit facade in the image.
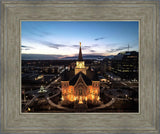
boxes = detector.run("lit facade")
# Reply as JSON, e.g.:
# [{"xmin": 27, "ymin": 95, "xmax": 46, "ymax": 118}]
[{"xmin": 61, "ymin": 42, "xmax": 100, "ymax": 105}]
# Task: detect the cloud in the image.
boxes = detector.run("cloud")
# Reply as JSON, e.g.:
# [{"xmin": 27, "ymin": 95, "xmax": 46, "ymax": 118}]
[
  {"xmin": 107, "ymin": 46, "xmax": 131, "ymax": 53},
  {"xmin": 83, "ymin": 45, "xmax": 92, "ymax": 50},
  {"xmin": 40, "ymin": 41, "xmax": 67, "ymax": 49},
  {"xmin": 23, "ymin": 48, "xmax": 30, "ymax": 50},
  {"xmin": 41, "ymin": 41, "xmax": 93, "ymax": 50},
  {"xmin": 92, "ymin": 44, "xmax": 99, "ymax": 46},
  {"xmin": 72, "ymin": 45, "xmax": 79, "ymax": 48},
  {"xmin": 90, "ymin": 50, "xmax": 96, "ymax": 52},
  {"xmin": 94, "ymin": 37, "xmax": 105, "ymax": 41},
  {"xmin": 71, "ymin": 45, "xmax": 91, "ymax": 50},
  {"xmin": 21, "ymin": 45, "xmax": 28, "ymax": 48},
  {"xmin": 27, "ymin": 25, "xmax": 52, "ymax": 37},
  {"xmin": 21, "ymin": 45, "xmax": 34, "ymax": 50},
  {"xmin": 30, "ymin": 31, "xmax": 52, "ymax": 37},
  {"xmin": 22, "ymin": 54, "xmax": 68, "ymax": 60}
]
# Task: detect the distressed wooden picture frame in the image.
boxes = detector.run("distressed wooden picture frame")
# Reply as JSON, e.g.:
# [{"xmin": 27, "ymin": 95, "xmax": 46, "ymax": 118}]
[{"xmin": 1, "ymin": 0, "xmax": 159, "ymax": 133}]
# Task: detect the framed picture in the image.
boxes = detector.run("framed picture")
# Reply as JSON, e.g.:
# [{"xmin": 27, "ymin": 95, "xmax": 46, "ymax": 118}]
[
  {"xmin": 21, "ymin": 21, "xmax": 139, "ymax": 113},
  {"xmin": 1, "ymin": 0, "xmax": 159, "ymax": 133}
]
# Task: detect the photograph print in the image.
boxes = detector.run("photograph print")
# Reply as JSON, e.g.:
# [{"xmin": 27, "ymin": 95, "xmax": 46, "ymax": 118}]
[{"xmin": 21, "ymin": 21, "xmax": 139, "ymax": 113}]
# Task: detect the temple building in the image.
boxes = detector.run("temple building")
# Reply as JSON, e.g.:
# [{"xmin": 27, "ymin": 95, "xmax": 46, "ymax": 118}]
[{"xmin": 61, "ymin": 42, "xmax": 100, "ymax": 105}]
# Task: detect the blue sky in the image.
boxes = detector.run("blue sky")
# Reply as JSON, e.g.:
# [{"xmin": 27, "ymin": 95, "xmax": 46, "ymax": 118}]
[{"xmin": 21, "ymin": 21, "xmax": 139, "ymax": 58}]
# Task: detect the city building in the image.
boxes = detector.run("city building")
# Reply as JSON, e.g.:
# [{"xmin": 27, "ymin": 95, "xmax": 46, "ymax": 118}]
[
  {"xmin": 61, "ymin": 42, "xmax": 100, "ymax": 105},
  {"xmin": 111, "ymin": 51, "xmax": 138, "ymax": 80}
]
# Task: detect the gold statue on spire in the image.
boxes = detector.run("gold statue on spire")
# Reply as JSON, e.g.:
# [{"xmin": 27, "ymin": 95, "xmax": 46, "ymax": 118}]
[{"xmin": 80, "ymin": 42, "xmax": 81, "ymax": 47}]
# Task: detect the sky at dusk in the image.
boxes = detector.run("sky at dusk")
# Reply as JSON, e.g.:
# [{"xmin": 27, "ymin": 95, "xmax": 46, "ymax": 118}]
[{"xmin": 21, "ymin": 21, "xmax": 139, "ymax": 58}]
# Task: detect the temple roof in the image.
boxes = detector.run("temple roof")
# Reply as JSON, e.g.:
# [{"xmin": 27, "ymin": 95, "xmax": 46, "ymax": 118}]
[
  {"xmin": 61, "ymin": 70, "xmax": 74, "ymax": 81},
  {"xmin": 78, "ymin": 42, "xmax": 83, "ymax": 61},
  {"xmin": 86, "ymin": 69, "xmax": 99, "ymax": 81},
  {"xmin": 69, "ymin": 72, "xmax": 92, "ymax": 86},
  {"xmin": 61, "ymin": 68, "xmax": 99, "ymax": 82}
]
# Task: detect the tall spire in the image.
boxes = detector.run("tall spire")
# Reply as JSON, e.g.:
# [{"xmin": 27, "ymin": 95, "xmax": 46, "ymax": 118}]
[{"xmin": 78, "ymin": 42, "xmax": 83, "ymax": 61}]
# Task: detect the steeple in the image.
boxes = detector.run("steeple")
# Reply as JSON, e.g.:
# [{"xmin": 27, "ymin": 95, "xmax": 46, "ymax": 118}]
[
  {"xmin": 78, "ymin": 42, "xmax": 83, "ymax": 61},
  {"xmin": 75, "ymin": 42, "xmax": 86, "ymax": 75}
]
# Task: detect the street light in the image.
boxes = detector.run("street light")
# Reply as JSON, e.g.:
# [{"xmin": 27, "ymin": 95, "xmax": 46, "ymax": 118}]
[
  {"xmin": 28, "ymin": 107, "xmax": 31, "ymax": 112},
  {"xmin": 125, "ymin": 94, "xmax": 128, "ymax": 99}
]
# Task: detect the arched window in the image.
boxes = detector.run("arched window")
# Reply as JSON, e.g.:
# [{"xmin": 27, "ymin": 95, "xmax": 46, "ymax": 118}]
[{"xmin": 79, "ymin": 89, "xmax": 82, "ymax": 95}]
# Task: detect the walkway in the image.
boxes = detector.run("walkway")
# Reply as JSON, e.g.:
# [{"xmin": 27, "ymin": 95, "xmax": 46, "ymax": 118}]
[
  {"xmin": 87, "ymin": 98, "xmax": 116, "ymax": 112},
  {"xmin": 23, "ymin": 95, "xmax": 39, "ymax": 111}
]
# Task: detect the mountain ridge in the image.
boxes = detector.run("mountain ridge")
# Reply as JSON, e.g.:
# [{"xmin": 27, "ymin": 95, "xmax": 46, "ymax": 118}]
[{"xmin": 22, "ymin": 54, "xmax": 114, "ymax": 60}]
